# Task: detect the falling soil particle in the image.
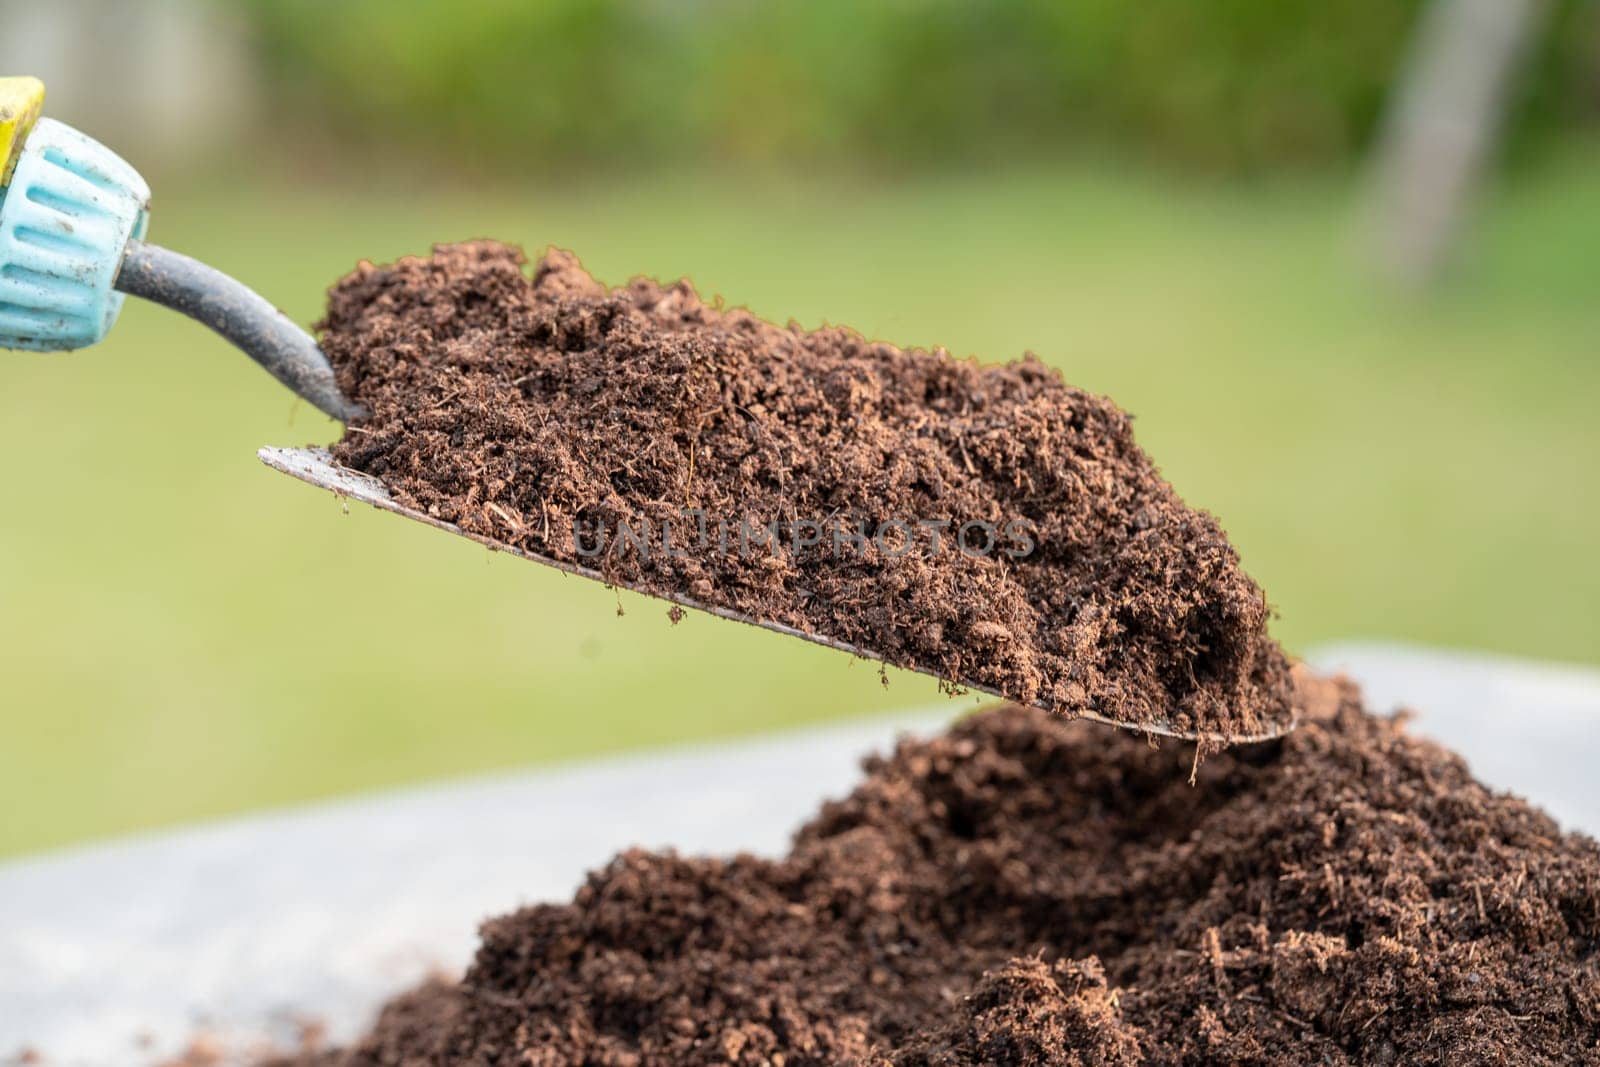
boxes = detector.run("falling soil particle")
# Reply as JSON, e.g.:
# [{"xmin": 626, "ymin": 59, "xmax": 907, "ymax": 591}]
[
  {"xmin": 319, "ymin": 242, "xmax": 1296, "ymax": 740},
  {"xmin": 264, "ymin": 672, "xmax": 1600, "ymax": 1066}
]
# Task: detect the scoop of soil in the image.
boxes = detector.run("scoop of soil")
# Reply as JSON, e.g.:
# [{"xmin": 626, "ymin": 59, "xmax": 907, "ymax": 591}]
[
  {"xmin": 318, "ymin": 242, "xmax": 1294, "ymax": 739},
  {"xmin": 265, "ymin": 673, "xmax": 1600, "ymax": 1065}
]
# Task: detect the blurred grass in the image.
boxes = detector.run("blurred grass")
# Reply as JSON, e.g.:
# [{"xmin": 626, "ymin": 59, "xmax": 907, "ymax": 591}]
[{"xmin": 1, "ymin": 151, "xmax": 1596, "ymax": 858}]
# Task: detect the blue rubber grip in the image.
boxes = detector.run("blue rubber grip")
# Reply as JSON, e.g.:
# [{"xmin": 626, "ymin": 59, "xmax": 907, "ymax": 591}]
[{"xmin": 0, "ymin": 118, "xmax": 150, "ymax": 351}]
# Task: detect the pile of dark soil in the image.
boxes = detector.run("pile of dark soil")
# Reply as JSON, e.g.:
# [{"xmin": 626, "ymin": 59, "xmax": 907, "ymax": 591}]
[
  {"xmin": 319, "ymin": 242, "xmax": 1294, "ymax": 739},
  {"xmin": 268, "ymin": 672, "xmax": 1600, "ymax": 1065}
]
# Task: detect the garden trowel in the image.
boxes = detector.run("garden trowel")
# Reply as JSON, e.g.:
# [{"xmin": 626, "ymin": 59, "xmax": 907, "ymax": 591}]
[{"xmin": 0, "ymin": 76, "xmax": 1293, "ymax": 747}]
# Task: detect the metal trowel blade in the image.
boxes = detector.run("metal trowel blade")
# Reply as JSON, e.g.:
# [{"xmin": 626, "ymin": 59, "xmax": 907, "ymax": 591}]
[{"xmin": 258, "ymin": 446, "xmax": 1296, "ymax": 745}]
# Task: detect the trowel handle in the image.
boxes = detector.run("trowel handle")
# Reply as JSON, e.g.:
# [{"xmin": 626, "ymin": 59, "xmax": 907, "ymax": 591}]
[
  {"xmin": 116, "ymin": 242, "xmax": 361, "ymax": 422},
  {"xmin": 0, "ymin": 74, "xmax": 361, "ymax": 423}
]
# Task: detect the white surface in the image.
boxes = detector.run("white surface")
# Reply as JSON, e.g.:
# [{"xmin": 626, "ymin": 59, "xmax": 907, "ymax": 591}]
[
  {"xmin": 0, "ymin": 708, "xmax": 954, "ymax": 1064},
  {"xmin": 1313, "ymin": 642, "xmax": 1600, "ymax": 832},
  {"xmin": 1, "ymin": 644, "xmax": 1596, "ymax": 1064}
]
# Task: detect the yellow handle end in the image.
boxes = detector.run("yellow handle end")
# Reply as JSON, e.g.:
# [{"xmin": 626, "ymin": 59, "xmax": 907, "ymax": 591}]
[{"xmin": 0, "ymin": 76, "xmax": 47, "ymax": 187}]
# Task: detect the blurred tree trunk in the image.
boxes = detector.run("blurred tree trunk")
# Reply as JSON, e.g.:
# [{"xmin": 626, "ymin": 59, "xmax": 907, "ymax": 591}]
[
  {"xmin": 1367, "ymin": 0, "xmax": 1549, "ymax": 288},
  {"xmin": 0, "ymin": 0, "xmax": 258, "ymax": 168}
]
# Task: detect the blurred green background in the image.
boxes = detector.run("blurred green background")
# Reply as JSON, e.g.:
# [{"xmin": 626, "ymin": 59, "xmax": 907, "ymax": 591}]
[{"xmin": 0, "ymin": 1, "xmax": 1596, "ymax": 858}]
